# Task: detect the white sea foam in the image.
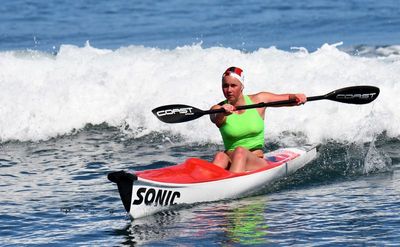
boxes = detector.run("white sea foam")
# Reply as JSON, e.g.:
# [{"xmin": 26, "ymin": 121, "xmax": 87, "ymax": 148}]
[{"xmin": 0, "ymin": 42, "xmax": 399, "ymax": 143}]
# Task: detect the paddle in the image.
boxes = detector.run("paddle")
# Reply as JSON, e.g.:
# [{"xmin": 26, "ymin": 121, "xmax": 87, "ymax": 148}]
[{"xmin": 152, "ymin": 85, "xmax": 380, "ymax": 124}]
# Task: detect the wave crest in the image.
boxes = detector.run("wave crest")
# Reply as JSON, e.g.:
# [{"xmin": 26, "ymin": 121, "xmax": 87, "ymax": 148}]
[{"xmin": 0, "ymin": 43, "xmax": 399, "ymax": 143}]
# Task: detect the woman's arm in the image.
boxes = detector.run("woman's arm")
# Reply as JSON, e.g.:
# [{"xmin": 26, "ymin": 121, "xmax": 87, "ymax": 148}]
[{"xmin": 252, "ymin": 92, "xmax": 307, "ymax": 106}]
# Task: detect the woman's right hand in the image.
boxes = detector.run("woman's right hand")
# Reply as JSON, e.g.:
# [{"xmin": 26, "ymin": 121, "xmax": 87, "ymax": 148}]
[
  {"xmin": 210, "ymin": 104, "xmax": 235, "ymax": 126},
  {"xmin": 221, "ymin": 103, "xmax": 236, "ymax": 115}
]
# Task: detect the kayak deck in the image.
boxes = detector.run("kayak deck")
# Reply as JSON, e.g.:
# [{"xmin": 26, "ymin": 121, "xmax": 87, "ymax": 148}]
[{"xmin": 136, "ymin": 150, "xmax": 299, "ymax": 184}]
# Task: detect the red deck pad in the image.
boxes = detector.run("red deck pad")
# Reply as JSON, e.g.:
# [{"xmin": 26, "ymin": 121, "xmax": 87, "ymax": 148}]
[{"xmin": 137, "ymin": 151, "xmax": 299, "ymax": 184}]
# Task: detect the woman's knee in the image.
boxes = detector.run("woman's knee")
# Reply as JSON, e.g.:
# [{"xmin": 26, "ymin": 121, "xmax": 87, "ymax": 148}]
[
  {"xmin": 232, "ymin": 146, "xmax": 247, "ymax": 159},
  {"xmin": 213, "ymin": 152, "xmax": 229, "ymax": 168}
]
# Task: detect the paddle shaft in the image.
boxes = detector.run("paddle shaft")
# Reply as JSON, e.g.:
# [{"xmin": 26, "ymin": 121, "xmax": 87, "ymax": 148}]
[
  {"xmin": 152, "ymin": 86, "xmax": 380, "ymax": 123},
  {"xmin": 202, "ymin": 96, "xmax": 324, "ymax": 115}
]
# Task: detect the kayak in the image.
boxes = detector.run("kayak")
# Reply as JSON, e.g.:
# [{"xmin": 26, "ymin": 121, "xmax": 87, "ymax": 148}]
[{"xmin": 108, "ymin": 144, "xmax": 318, "ymax": 219}]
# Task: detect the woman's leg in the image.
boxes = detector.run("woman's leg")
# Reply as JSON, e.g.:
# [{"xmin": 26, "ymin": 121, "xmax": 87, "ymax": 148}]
[
  {"xmin": 229, "ymin": 147, "xmax": 267, "ymax": 173},
  {"xmin": 212, "ymin": 151, "xmax": 230, "ymax": 169}
]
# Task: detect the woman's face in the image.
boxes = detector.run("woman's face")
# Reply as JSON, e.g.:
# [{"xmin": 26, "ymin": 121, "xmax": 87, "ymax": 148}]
[{"xmin": 222, "ymin": 76, "xmax": 243, "ymax": 104}]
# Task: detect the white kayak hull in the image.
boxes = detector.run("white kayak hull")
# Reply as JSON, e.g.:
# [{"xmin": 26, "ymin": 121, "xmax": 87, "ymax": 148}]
[{"xmin": 108, "ymin": 144, "xmax": 318, "ymax": 219}]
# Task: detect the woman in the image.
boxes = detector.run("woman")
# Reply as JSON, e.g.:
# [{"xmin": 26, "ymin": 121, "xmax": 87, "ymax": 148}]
[{"xmin": 210, "ymin": 66, "xmax": 307, "ymax": 173}]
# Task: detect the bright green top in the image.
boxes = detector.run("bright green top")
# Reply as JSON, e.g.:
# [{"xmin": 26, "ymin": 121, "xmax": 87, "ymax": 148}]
[{"xmin": 219, "ymin": 95, "xmax": 265, "ymax": 151}]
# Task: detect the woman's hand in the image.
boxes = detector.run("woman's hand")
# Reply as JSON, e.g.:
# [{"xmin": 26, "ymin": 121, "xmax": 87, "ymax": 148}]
[
  {"xmin": 210, "ymin": 104, "xmax": 235, "ymax": 126},
  {"xmin": 290, "ymin": 94, "xmax": 307, "ymax": 105},
  {"xmin": 221, "ymin": 104, "xmax": 236, "ymax": 114}
]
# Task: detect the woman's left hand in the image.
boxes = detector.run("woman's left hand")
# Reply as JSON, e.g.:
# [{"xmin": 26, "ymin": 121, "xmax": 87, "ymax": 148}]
[{"xmin": 294, "ymin": 94, "xmax": 307, "ymax": 105}]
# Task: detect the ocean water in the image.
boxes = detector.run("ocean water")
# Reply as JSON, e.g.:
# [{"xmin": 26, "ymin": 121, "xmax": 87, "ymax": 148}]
[{"xmin": 1, "ymin": 0, "xmax": 400, "ymax": 246}]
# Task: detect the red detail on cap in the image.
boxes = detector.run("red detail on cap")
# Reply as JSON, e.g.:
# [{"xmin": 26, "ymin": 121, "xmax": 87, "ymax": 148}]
[
  {"xmin": 223, "ymin": 67, "xmax": 242, "ymax": 77},
  {"xmin": 233, "ymin": 67, "xmax": 243, "ymax": 76}
]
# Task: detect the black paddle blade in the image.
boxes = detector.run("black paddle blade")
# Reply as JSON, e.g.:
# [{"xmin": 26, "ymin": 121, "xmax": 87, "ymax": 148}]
[
  {"xmin": 151, "ymin": 104, "xmax": 205, "ymax": 123},
  {"xmin": 325, "ymin": 86, "xmax": 380, "ymax": 104}
]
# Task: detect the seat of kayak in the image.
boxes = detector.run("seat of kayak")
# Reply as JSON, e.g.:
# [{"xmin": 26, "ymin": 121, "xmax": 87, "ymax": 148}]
[{"xmin": 137, "ymin": 151, "xmax": 299, "ymax": 184}]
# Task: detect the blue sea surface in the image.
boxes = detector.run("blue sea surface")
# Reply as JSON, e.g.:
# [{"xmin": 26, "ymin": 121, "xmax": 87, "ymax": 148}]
[
  {"xmin": 1, "ymin": 0, "xmax": 399, "ymax": 52},
  {"xmin": 1, "ymin": 0, "xmax": 400, "ymax": 246}
]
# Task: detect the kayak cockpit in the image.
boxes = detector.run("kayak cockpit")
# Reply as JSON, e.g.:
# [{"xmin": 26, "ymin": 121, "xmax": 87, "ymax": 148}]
[{"xmin": 136, "ymin": 150, "xmax": 299, "ymax": 184}]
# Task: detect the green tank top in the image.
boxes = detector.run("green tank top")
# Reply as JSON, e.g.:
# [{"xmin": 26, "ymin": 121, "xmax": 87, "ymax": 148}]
[{"xmin": 219, "ymin": 95, "xmax": 265, "ymax": 151}]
